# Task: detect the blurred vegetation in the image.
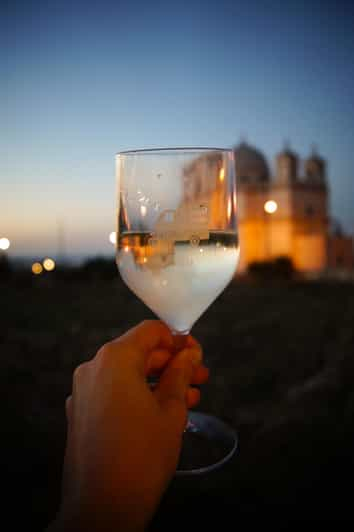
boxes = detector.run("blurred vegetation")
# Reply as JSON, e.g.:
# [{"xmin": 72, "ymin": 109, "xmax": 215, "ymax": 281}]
[
  {"xmin": 1, "ymin": 259, "xmax": 354, "ymax": 528},
  {"xmin": 0, "ymin": 252, "xmax": 12, "ymax": 279}
]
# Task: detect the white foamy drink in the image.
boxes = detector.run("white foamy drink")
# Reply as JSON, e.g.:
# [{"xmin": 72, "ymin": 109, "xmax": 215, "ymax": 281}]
[{"xmin": 117, "ymin": 231, "xmax": 239, "ymax": 333}]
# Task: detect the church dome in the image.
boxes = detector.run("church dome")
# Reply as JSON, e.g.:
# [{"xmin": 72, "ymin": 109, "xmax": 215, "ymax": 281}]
[{"xmin": 233, "ymin": 142, "xmax": 270, "ymax": 183}]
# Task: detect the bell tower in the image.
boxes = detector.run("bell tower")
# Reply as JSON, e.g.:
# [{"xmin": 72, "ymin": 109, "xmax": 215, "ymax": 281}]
[
  {"xmin": 305, "ymin": 145, "xmax": 326, "ymax": 185},
  {"xmin": 276, "ymin": 142, "xmax": 298, "ymax": 184}
]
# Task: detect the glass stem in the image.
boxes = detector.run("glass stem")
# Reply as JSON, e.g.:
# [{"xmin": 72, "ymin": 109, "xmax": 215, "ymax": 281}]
[
  {"xmin": 171, "ymin": 330, "xmax": 193, "ymax": 433},
  {"xmin": 171, "ymin": 330, "xmax": 189, "ymax": 353}
]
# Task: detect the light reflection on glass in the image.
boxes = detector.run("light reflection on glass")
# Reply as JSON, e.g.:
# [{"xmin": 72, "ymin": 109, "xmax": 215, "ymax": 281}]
[{"xmin": 227, "ymin": 197, "xmax": 232, "ymax": 220}]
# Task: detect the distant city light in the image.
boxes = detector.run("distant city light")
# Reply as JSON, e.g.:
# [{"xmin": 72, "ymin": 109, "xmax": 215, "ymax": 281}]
[
  {"xmin": 43, "ymin": 258, "xmax": 56, "ymax": 271},
  {"xmin": 32, "ymin": 262, "xmax": 43, "ymax": 275},
  {"xmin": 0, "ymin": 237, "xmax": 10, "ymax": 250},
  {"xmin": 219, "ymin": 167, "xmax": 225, "ymax": 182},
  {"xmin": 264, "ymin": 200, "xmax": 278, "ymax": 214},
  {"xmin": 109, "ymin": 231, "xmax": 117, "ymax": 245}
]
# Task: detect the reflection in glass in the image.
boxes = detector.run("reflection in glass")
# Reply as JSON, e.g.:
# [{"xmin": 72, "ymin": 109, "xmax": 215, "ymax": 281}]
[{"xmin": 116, "ymin": 148, "xmax": 240, "ymax": 474}]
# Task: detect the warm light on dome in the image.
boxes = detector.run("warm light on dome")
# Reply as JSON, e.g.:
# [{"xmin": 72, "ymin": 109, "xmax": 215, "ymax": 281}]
[
  {"xmin": 109, "ymin": 231, "xmax": 117, "ymax": 245},
  {"xmin": 32, "ymin": 262, "xmax": 43, "ymax": 275},
  {"xmin": 43, "ymin": 258, "xmax": 56, "ymax": 271},
  {"xmin": 264, "ymin": 200, "xmax": 278, "ymax": 214},
  {"xmin": 0, "ymin": 237, "xmax": 10, "ymax": 250}
]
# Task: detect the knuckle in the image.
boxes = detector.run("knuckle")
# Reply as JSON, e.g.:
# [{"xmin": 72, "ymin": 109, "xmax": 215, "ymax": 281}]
[
  {"xmin": 141, "ymin": 319, "xmax": 157, "ymax": 330},
  {"xmin": 96, "ymin": 342, "xmax": 116, "ymax": 367},
  {"xmin": 73, "ymin": 362, "xmax": 87, "ymax": 381}
]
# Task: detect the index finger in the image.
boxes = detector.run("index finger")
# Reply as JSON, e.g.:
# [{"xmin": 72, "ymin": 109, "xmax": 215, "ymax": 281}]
[{"xmin": 118, "ymin": 320, "xmax": 174, "ymax": 353}]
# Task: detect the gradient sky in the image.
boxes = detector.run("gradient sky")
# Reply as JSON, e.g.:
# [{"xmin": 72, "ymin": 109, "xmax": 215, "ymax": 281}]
[{"xmin": 2, "ymin": 0, "xmax": 354, "ymax": 259}]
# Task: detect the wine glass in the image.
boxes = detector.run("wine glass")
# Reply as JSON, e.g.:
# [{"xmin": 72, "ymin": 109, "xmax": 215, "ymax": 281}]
[{"xmin": 115, "ymin": 147, "xmax": 240, "ymax": 475}]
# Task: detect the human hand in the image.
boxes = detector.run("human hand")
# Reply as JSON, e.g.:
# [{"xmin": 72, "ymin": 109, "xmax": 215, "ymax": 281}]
[{"xmin": 50, "ymin": 320, "xmax": 209, "ymax": 532}]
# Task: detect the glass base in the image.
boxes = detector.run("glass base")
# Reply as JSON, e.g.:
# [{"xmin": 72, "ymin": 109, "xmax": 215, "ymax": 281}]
[{"xmin": 176, "ymin": 411, "xmax": 238, "ymax": 476}]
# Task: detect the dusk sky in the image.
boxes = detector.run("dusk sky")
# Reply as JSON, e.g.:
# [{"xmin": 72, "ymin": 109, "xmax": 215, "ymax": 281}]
[{"xmin": 2, "ymin": 0, "xmax": 354, "ymax": 259}]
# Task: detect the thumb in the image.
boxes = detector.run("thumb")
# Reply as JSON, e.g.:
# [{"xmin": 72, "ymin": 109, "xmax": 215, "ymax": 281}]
[{"xmin": 156, "ymin": 347, "xmax": 202, "ymax": 413}]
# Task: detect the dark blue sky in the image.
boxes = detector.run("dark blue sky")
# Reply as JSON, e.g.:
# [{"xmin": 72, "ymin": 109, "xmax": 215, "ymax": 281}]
[{"xmin": 2, "ymin": 0, "xmax": 354, "ymax": 257}]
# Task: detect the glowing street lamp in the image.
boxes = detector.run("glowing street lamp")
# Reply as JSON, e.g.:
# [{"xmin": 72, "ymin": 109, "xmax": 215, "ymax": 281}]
[
  {"xmin": 264, "ymin": 200, "xmax": 278, "ymax": 214},
  {"xmin": 43, "ymin": 258, "xmax": 56, "ymax": 271},
  {"xmin": 32, "ymin": 262, "xmax": 43, "ymax": 275},
  {"xmin": 0, "ymin": 237, "xmax": 10, "ymax": 250},
  {"xmin": 109, "ymin": 231, "xmax": 117, "ymax": 245}
]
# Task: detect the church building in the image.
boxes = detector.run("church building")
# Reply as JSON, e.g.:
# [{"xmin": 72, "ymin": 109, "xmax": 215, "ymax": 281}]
[{"xmin": 234, "ymin": 142, "xmax": 353, "ymax": 274}]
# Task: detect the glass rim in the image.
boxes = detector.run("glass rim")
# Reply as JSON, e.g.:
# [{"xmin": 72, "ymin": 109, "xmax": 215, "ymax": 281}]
[{"xmin": 116, "ymin": 146, "xmax": 233, "ymax": 157}]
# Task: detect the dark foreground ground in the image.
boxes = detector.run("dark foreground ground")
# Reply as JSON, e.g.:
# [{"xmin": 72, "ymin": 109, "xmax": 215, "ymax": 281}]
[{"xmin": 1, "ymin": 274, "xmax": 354, "ymax": 529}]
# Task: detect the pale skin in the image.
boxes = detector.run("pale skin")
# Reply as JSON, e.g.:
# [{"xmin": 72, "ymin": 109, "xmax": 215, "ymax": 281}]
[{"xmin": 48, "ymin": 320, "xmax": 209, "ymax": 532}]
